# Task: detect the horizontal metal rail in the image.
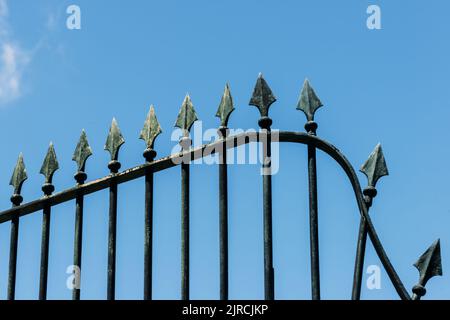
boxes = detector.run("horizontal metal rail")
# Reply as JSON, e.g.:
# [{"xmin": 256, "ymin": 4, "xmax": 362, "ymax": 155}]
[{"xmin": 0, "ymin": 130, "xmax": 412, "ymax": 299}]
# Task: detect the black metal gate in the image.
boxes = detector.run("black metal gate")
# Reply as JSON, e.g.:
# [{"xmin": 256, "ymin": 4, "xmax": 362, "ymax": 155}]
[{"xmin": 0, "ymin": 75, "xmax": 442, "ymax": 300}]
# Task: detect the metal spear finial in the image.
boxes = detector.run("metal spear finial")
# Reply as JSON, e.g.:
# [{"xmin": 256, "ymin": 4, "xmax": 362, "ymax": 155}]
[
  {"xmin": 140, "ymin": 105, "xmax": 162, "ymax": 150},
  {"xmin": 40, "ymin": 142, "xmax": 59, "ymax": 184},
  {"xmin": 360, "ymin": 143, "xmax": 389, "ymax": 188},
  {"xmin": 10, "ymin": 153, "xmax": 28, "ymax": 195},
  {"xmin": 174, "ymin": 94, "xmax": 198, "ymax": 136},
  {"xmin": 216, "ymin": 83, "xmax": 235, "ymax": 127},
  {"xmin": 297, "ymin": 78, "xmax": 323, "ymax": 122},
  {"xmin": 352, "ymin": 143, "xmax": 389, "ymax": 300},
  {"xmin": 72, "ymin": 130, "xmax": 93, "ymax": 172},
  {"xmin": 104, "ymin": 118, "xmax": 125, "ymax": 161},
  {"xmin": 249, "ymin": 73, "xmax": 276, "ymax": 118},
  {"xmin": 412, "ymin": 239, "xmax": 442, "ymax": 300}
]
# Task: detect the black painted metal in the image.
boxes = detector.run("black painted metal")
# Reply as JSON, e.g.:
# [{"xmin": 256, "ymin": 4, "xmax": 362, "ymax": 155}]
[
  {"xmin": 412, "ymin": 239, "xmax": 442, "ymax": 300},
  {"xmin": 143, "ymin": 149, "xmax": 156, "ymax": 300},
  {"xmin": 306, "ymin": 124, "xmax": 320, "ymax": 300},
  {"xmin": 180, "ymin": 138, "xmax": 192, "ymax": 301},
  {"xmin": 39, "ymin": 202, "xmax": 51, "ymax": 300},
  {"xmin": 175, "ymin": 95, "xmax": 198, "ymax": 301},
  {"xmin": 181, "ymin": 159, "xmax": 190, "ymax": 300},
  {"xmin": 218, "ymin": 127, "xmax": 229, "ymax": 300},
  {"xmin": 107, "ymin": 175, "xmax": 118, "ymax": 300},
  {"xmin": 105, "ymin": 118, "xmax": 125, "ymax": 301},
  {"xmin": 7, "ymin": 214, "xmax": 20, "ymax": 300},
  {"xmin": 73, "ymin": 169, "xmax": 87, "ymax": 300},
  {"xmin": 298, "ymin": 79, "xmax": 323, "ymax": 300},
  {"xmin": 352, "ymin": 144, "xmax": 389, "ymax": 300},
  {"xmin": 260, "ymin": 123, "xmax": 274, "ymax": 300},
  {"xmin": 39, "ymin": 143, "xmax": 59, "ymax": 300},
  {"xmin": 250, "ymin": 74, "xmax": 277, "ymax": 300},
  {"xmin": 216, "ymin": 85, "xmax": 234, "ymax": 301},
  {"xmin": 107, "ymin": 166, "xmax": 119, "ymax": 301},
  {"xmin": 0, "ymin": 76, "xmax": 443, "ymax": 301},
  {"xmin": 0, "ymin": 133, "xmax": 425, "ymax": 301},
  {"xmin": 72, "ymin": 130, "xmax": 92, "ymax": 300},
  {"xmin": 72, "ymin": 190, "xmax": 84, "ymax": 300},
  {"xmin": 352, "ymin": 214, "xmax": 368, "ymax": 300},
  {"xmin": 140, "ymin": 106, "xmax": 161, "ymax": 300},
  {"xmin": 7, "ymin": 154, "xmax": 27, "ymax": 300}
]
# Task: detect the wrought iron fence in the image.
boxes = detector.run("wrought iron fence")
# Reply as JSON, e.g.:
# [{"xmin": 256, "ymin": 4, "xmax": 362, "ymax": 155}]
[{"xmin": 0, "ymin": 74, "xmax": 442, "ymax": 300}]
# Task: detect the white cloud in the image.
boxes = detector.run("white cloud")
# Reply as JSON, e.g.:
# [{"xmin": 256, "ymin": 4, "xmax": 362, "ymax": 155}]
[
  {"xmin": 0, "ymin": 43, "xmax": 28, "ymax": 103},
  {"xmin": 0, "ymin": 0, "xmax": 7, "ymax": 17},
  {"xmin": 0, "ymin": 0, "xmax": 30, "ymax": 105}
]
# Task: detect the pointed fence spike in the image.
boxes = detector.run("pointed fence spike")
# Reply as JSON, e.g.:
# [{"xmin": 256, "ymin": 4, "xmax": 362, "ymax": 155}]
[
  {"xmin": 104, "ymin": 118, "xmax": 125, "ymax": 161},
  {"xmin": 40, "ymin": 143, "xmax": 59, "ymax": 184},
  {"xmin": 140, "ymin": 105, "xmax": 162, "ymax": 149},
  {"xmin": 174, "ymin": 94, "xmax": 198, "ymax": 134},
  {"xmin": 216, "ymin": 83, "xmax": 235, "ymax": 127},
  {"xmin": 10, "ymin": 153, "xmax": 28, "ymax": 194},
  {"xmin": 72, "ymin": 130, "xmax": 93, "ymax": 172},
  {"xmin": 249, "ymin": 73, "xmax": 276, "ymax": 117},
  {"xmin": 360, "ymin": 143, "xmax": 389, "ymax": 187},
  {"xmin": 297, "ymin": 79, "xmax": 323, "ymax": 122},
  {"xmin": 414, "ymin": 239, "xmax": 442, "ymax": 286}
]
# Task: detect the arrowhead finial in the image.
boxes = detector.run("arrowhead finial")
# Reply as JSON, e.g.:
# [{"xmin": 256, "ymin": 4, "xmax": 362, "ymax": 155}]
[
  {"xmin": 72, "ymin": 130, "xmax": 93, "ymax": 172},
  {"xmin": 105, "ymin": 118, "xmax": 125, "ymax": 161},
  {"xmin": 40, "ymin": 142, "xmax": 59, "ymax": 184},
  {"xmin": 140, "ymin": 105, "xmax": 162, "ymax": 149},
  {"xmin": 297, "ymin": 79, "xmax": 323, "ymax": 121},
  {"xmin": 249, "ymin": 73, "xmax": 276, "ymax": 117},
  {"xmin": 174, "ymin": 94, "xmax": 198, "ymax": 135},
  {"xmin": 360, "ymin": 143, "xmax": 389, "ymax": 187},
  {"xmin": 10, "ymin": 153, "xmax": 27, "ymax": 194},
  {"xmin": 414, "ymin": 239, "xmax": 442, "ymax": 286},
  {"xmin": 216, "ymin": 83, "xmax": 235, "ymax": 127}
]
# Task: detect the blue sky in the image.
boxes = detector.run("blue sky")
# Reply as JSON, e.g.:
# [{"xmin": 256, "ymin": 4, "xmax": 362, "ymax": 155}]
[{"xmin": 0, "ymin": 0, "xmax": 448, "ymax": 300}]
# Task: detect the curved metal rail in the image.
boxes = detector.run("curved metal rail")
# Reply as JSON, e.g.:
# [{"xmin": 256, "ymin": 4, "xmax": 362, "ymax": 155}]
[{"xmin": 0, "ymin": 130, "xmax": 412, "ymax": 299}]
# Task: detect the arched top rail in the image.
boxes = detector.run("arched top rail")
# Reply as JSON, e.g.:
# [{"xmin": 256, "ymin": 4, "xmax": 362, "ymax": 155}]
[{"xmin": 0, "ymin": 130, "xmax": 411, "ymax": 299}]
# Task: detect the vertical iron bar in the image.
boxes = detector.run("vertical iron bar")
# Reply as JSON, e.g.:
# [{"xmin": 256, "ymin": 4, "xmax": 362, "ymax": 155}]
[
  {"xmin": 72, "ymin": 171, "xmax": 87, "ymax": 300},
  {"xmin": 218, "ymin": 128, "xmax": 229, "ymax": 300},
  {"xmin": 352, "ymin": 188, "xmax": 376, "ymax": 299},
  {"xmin": 8, "ymin": 154, "xmax": 27, "ymax": 300},
  {"xmin": 259, "ymin": 120, "xmax": 274, "ymax": 301},
  {"xmin": 39, "ymin": 203, "xmax": 51, "ymax": 300},
  {"xmin": 263, "ymin": 139, "xmax": 274, "ymax": 300},
  {"xmin": 104, "ymin": 118, "xmax": 124, "ymax": 300},
  {"xmin": 72, "ymin": 193, "xmax": 84, "ymax": 300},
  {"xmin": 38, "ymin": 143, "xmax": 58, "ymax": 301},
  {"xmin": 352, "ymin": 144, "xmax": 388, "ymax": 299},
  {"xmin": 181, "ymin": 159, "xmax": 190, "ymax": 300},
  {"xmin": 144, "ymin": 170, "xmax": 154, "ymax": 299},
  {"xmin": 71, "ymin": 130, "xmax": 92, "ymax": 300},
  {"xmin": 7, "ymin": 216, "xmax": 19, "ymax": 300},
  {"xmin": 107, "ymin": 178, "xmax": 118, "ymax": 300},
  {"xmin": 352, "ymin": 217, "xmax": 368, "ymax": 299},
  {"xmin": 306, "ymin": 121, "xmax": 320, "ymax": 300},
  {"xmin": 179, "ymin": 135, "xmax": 192, "ymax": 300},
  {"xmin": 7, "ymin": 202, "xmax": 21, "ymax": 300},
  {"xmin": 143, "ymin": 149, "xmax": 156, "ymax": 300},
  {"xmin": 8, "ymin": 193, "xmax": 23, "ymax": 300}
]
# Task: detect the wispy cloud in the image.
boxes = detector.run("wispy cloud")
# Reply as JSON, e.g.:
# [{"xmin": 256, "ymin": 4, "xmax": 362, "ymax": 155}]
[{"xmin": 0, "ymin": 0, "xmax": 30, "ymax": 105}]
